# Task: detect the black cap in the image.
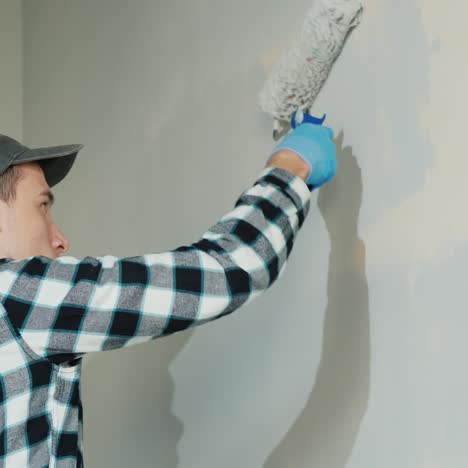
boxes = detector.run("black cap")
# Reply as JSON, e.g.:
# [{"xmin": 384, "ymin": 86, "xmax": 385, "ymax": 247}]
[{"xmin": 0, "ymin": 134, "xmax": 83, "ymax": 187}]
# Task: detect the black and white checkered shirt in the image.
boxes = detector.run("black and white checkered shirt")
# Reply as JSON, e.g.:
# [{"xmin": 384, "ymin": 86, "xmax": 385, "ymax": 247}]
[{"xmin": 0, "ymin": 166, "xmax": 311, "ymax": 467}]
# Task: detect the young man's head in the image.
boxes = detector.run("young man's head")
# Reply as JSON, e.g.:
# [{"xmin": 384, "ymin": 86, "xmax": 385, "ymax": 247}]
[{"xmin": 0, "ymin": 162, "xmax": 70, "ymax": 260}]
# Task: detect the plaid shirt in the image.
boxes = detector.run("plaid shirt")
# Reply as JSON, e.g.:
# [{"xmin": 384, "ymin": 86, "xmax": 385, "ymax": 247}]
[{"xmin": 0, "ymin": 166, "xmax": 311, "ymax": 467}]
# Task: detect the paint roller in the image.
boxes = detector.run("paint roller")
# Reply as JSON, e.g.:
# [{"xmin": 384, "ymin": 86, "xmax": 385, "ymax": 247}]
[{"xmin": 259, "ymin": 0, "xmax": 364, "ymax": 140}]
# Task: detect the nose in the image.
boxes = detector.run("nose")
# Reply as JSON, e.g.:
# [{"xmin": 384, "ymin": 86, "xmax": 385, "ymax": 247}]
[{"xmin": 51, "ymin": 223, "xmax": 71, "ymax": 256}]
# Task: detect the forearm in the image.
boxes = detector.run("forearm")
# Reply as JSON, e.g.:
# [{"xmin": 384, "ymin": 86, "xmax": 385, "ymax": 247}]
[{"xmin": 265, "ymin": 149, "xmax": 310, "ymax": 182}]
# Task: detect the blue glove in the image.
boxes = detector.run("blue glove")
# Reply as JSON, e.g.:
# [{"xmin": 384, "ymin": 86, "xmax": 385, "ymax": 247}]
[{"xmin": 268, "ymin": 110, "xmax": 337, "ymax": 191}]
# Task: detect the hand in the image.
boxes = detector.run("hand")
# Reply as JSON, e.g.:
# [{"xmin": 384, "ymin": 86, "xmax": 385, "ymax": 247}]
[{"xmin": 267, "ymin": 111, "xmax": 337, "ymax": 190}]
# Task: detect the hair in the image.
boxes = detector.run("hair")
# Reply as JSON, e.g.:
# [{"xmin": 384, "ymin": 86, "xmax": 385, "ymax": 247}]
[{"xmin": 0, "ymin": 164, "xmax": 26, "ymax": 206}]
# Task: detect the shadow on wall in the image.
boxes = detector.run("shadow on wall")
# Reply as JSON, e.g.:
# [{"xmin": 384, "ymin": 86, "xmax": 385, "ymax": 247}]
[{"xmin": 263, "ymin": 132, "xmax": 371, "ymax": 468}]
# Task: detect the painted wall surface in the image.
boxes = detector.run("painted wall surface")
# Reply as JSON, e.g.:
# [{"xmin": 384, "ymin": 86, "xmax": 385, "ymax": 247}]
[
  {"xmin": 20, "ymin": 0, "xmax": 468, "ymax": 467},
  {"xmin": 1, "ymin": 0, "xmax": 22, "ymax": 140}
]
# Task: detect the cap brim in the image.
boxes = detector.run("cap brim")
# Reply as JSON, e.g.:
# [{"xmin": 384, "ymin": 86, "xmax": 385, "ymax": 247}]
[{"xmin": 11, "ymin": 143, "xmax": 84, "ymax": 187}]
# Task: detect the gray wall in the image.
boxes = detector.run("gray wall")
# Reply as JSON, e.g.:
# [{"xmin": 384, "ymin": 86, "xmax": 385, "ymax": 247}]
[
  {"xmin": 15, "ymin": 0, "xmax": 468, "ymax": 466},
  {"xmin": 1, "ymin": 0, "xmax": 22, "ymax": 140}
]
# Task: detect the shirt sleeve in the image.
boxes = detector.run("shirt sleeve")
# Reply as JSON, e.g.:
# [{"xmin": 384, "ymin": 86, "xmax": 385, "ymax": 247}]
[{"xmin": 0, "ymin": 167, "xmax": 311, "ymax": 366}]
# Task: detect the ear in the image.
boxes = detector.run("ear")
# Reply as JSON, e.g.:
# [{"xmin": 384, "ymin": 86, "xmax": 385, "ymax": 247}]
[{"xmin": 0, "ymin": 198, "xmax": 11, "ymax": 234}]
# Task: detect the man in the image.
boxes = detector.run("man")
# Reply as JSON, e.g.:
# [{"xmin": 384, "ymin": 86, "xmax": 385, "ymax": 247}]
[{"xmin": 0, "ymin": 116, "xmax": 336, "ymax": 467}]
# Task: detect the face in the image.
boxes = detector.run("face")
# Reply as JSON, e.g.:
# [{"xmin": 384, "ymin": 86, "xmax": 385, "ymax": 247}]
[{"xmin": 0, "ymin": 162, "xmax": 70, "ymax": 260}]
